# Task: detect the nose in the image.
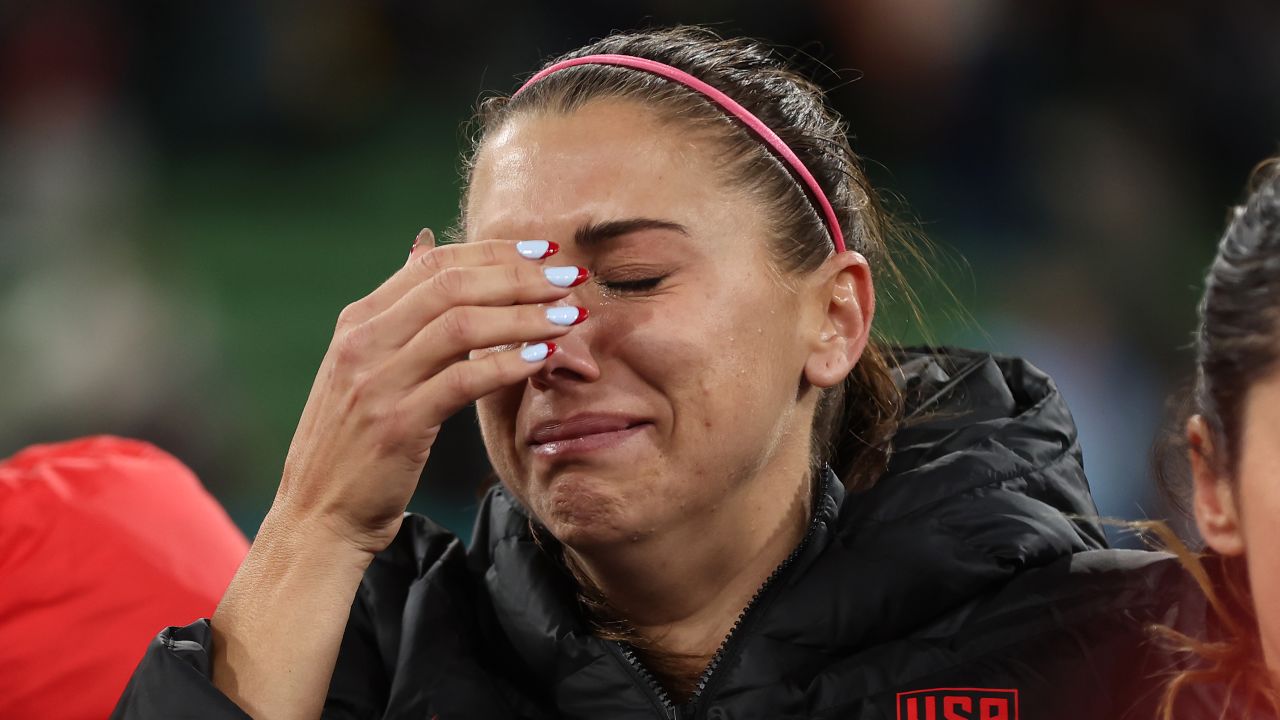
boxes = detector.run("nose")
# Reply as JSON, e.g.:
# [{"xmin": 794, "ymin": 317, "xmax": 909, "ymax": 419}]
[{"xmin": 530, "ymin": 297, "xmax": 601, "ymax": 390}]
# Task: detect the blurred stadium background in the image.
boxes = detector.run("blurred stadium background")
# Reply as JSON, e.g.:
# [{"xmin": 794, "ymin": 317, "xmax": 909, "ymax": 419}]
[{"xmin": 3, "ymin": 1, "xmax": 1278, "ymax": 544}]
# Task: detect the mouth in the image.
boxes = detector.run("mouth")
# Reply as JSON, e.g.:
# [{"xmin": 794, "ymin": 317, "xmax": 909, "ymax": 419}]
[{"xmin": 527, "ymin": 415, "xmax": 653, "ymax": 459}]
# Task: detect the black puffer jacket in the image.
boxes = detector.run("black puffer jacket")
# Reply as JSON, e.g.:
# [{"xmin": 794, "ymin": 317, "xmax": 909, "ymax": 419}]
[{"xmin": 113, "ymin": 349, "xmax": 1196, "ymax": 719}]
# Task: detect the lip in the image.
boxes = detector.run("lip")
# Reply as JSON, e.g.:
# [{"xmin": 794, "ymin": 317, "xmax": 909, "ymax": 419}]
[{"xmin": 526, "ymin": 414, "xmax": 652, "ymax": 458}]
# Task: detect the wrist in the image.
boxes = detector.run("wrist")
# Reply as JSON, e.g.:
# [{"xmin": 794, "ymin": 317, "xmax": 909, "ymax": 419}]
[
  {"xmin": 209, "ymin": 507, "xmax": 374, "ymax": 720},
  {"xmin": 255, "ymin": 507, "xmax": 380, "ymax": 576}
]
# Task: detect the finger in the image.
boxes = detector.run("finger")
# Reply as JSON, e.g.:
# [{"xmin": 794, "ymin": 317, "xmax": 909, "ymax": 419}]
[
  {"xmin": 367, "ymin": 261, "xmax": 590, "ymax": 351},
  {"xmin": 375, "ymin": 303, "xmax": 588, "ymax": 388},
  {"xmin": 399, "ymin": 342, "xmax": 558, "ymax": 430},
  {"xmin": 340, "ymin": 234, "xmax": 560, "ymax": 327}
]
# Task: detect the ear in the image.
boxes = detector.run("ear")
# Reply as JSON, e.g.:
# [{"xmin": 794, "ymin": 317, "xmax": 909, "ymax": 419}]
[
  {"xmin": 802, "ymin": 251, "xmax": 875, "ymax": 389},
  {"xmin": 1187, "ymin": 414, "xmax": 1245, "ymax": 556}
]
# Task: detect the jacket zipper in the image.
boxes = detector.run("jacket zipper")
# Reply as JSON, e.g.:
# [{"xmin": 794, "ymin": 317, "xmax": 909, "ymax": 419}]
[
  {"xmin": 615, "ymin": 472, "xmax": 830, "ymax": 720},
  {"xmin": 615, "ymin": 641, "xmax": 683, "ymax": 719}
]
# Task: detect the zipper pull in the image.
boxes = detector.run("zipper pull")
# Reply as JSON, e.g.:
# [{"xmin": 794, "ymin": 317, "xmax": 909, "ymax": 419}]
[{"xmin": 666, "ymin": 707, "xmax": 682, "ymax": 720}]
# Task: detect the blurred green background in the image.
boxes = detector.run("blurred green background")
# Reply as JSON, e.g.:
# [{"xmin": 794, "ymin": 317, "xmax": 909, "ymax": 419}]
[{"xmin": 3, "ymin": 0, "xmax": 1278, "ymax": 543}]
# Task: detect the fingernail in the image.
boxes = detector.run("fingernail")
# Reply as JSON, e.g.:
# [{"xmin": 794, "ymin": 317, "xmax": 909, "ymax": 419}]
[
  {"xmin": 413, "ymin": 227, "xmax": 434, "ymax": 249},
  {"xmin": 520, "ymin": 342, "xmax": 556, "ymax": 362},
  {"xmin": 546, "ymin": 306, "xmax": 588, "ymax": 326},
  {"xmin": 516, "ymin": 240, "xmax": 559, "ymax": 259},
  {"xmin": 544, "ymin": 266, "xmax": 589, "ymax": 287},
  {"xmin": 409, "ymin": 228, "xmax": 434, "ymax": 259}
]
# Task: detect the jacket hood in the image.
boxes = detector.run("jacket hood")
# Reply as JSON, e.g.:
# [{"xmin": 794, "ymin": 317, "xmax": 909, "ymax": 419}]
[{"xmin": 872, "ymin": 346, "xmax": 1105, "ymax": 544}]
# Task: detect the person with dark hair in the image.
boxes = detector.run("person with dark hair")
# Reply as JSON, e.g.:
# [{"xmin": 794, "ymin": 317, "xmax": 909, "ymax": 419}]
[
  {"xmin": 115, "ymin": 27, "xmax": 1188, "ymax": 719},
  {"xmin": 1148, "ymin": 158, "xmax": 1280, "ymax": 718}
]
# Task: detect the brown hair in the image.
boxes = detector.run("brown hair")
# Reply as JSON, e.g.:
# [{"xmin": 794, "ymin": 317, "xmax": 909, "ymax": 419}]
[
  {"xmin": 455, "ymin": 26, "xmax": 923, "ymax": 700},
  {"xmin": 1152, "ymin": 157, "xmax": 1280, "ymax": 718}
]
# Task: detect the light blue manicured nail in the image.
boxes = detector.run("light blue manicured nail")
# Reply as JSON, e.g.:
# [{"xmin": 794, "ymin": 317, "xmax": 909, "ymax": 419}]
[
  {"xmin": 521, "ymin": 342, "xmax": 550, "ymax": 362},
  {"xmin": 516, "ymin": 240, "xmax": 550, "ymax": 259},
  {"xmin": 545, "ymin": 306, "xmax": 581, "ymax": 326},
  {"xmin": 544, "ymin": 266, "xmax": 584, "ymax": 287}
]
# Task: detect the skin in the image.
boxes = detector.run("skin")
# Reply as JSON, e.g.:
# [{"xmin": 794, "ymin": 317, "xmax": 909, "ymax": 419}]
[
  {"xmin": 209, "ymin": 229, "xmax": 593, "ymax": 719},
  {"xmin": 1189, "ymin": 368, "xmax": 1280, "ymax": 676},
  {"xmin": 204, "ymin": 97, "xmax": 872, "ymax": 718},
  {"xmin": 468, "ymin": 99, "xmax": 873, "ymax": 668}
]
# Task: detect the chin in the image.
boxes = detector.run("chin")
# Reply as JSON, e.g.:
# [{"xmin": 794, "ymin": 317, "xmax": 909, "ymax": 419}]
[{"xmin": 535, "ymin": 471, "xmax": 643, "ymax": 548}]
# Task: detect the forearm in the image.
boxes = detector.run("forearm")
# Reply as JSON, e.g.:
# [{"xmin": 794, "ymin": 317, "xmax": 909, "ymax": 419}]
[{"xmin": 210, "ymin": 509, "xmax": 375, "ymax": 720}]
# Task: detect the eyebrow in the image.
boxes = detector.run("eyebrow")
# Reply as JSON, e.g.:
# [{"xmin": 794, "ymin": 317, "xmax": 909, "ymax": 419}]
[{"xmin": 573, "ymin": 218, "xmax": 689, "ymax": 250}]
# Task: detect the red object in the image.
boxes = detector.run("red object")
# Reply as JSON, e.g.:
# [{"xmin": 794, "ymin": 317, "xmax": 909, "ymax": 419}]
[
  {"xmin": 0, "ymin": 436, "xmax": 249, "ymax": 719},
  {"xmin": 896, "ymin": 688, "xmax": 1019, "ymax": 720}
]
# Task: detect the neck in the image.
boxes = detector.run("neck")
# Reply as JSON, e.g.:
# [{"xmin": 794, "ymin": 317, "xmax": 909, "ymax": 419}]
[{"xmin": 567, "ymin": 451, "xmax": 818, "ymax": 667}]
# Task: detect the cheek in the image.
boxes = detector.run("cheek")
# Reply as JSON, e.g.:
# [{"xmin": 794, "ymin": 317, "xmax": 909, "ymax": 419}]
[
  {"xmin": 625, "ymin": 285, "xmax": 797, "ymax": 445},
  {"xmin": 1246, "ymin": 528, "xmax": 1280, "ymax": 667},
  {"xmin": 1238, "ymin": 440, "xmax": 1280, "ymax": 551},
  {"xmin": 1237, "ymin": 456, "xmax": 1280, "ymax": 654},
  {"xmin": 616, "ymin": 298, "xmax": 737, "ymax": 418},
  {"xmin": 475, "ymin": 388, "xmax": 523, "ymax": 477}
]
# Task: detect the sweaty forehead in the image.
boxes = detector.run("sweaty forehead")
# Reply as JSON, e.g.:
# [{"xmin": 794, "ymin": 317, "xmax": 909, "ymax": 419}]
[{"xmin": 466, "ymin": 100, "xmax": 729, "ymax": 240}]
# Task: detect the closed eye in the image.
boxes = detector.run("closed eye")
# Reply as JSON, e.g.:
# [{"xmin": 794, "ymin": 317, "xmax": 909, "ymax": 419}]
[{"xmin": 598, "ymin": 276, "xmax": 667, "ymax": 294}]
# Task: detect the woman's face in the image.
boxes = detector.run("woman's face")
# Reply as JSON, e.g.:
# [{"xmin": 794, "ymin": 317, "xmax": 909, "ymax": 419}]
[
  {"xmin": 467, "ymin": 99, "xmax": 840, "ymax": 549},
  {"xmin": 1192, "ymin": 369, "xmax": 1280, "ymax": 673}
]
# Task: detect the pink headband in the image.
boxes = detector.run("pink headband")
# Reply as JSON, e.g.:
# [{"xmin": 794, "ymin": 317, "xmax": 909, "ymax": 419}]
[{"xmin": 513, "ymin": 54, "xmax": 847, "ymax": 254}]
